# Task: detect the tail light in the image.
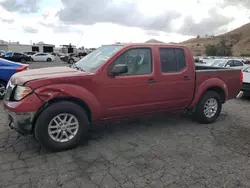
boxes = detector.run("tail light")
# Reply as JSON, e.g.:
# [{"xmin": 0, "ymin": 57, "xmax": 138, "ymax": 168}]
[
  {"xmin": 240, "ymin": 71, "xmax": 243, "ymax": 85},
  {"xmin": 16, "ymin": 65, "xmax": 29, "ymax": 72}
]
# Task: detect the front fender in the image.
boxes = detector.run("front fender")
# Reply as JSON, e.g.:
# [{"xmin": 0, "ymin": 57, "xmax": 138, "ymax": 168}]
[
  {"xmin": 189, "ymin": 78, "xmax": 228, "ymax": 109},
  {"xmin": 34, "ymin": 84, "xmax": 102, "ymax": 120}
]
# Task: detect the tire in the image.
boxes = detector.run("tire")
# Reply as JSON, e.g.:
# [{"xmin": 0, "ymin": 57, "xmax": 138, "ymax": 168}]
[
  {"xmin": 47, "ymin": 58, "xmax": 52, "ymax": 62},
  {"xmin": 69, "ymin": 59, "xmax": 74, "ymax": 64},
  {"xmin": 34, "ymin": 101, "xmax": 89, "ymax": 151},
  {"xmin": 193, "ymin": 91, "xmax": 222, "ymax": 124},
  {"xmin": 0, "ymin": 81, "xmax": 7, "ymax": 100},
  {"xmin": 20, "ymin": 59, "xmax": 26, "ymax": 64}
]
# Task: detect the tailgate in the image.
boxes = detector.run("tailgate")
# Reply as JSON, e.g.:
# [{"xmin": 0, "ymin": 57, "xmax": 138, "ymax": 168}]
[{"xmin": 195, "ymin": 69, "xmax": 242, "ymax": 100}]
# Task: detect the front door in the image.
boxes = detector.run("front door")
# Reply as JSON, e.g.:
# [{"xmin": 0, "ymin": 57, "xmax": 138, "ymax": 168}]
[{"xmin": 98, "ymin": 48, "xmax": 156, "ymax": 118}]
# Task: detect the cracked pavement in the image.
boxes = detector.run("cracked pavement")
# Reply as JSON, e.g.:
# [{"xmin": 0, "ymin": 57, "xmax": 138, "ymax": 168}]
[{"xmin": 1, "ymin": 60, "xmax": 250, "ymax": 188}]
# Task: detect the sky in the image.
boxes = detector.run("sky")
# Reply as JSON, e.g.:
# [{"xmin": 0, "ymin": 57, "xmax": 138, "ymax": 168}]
[{"xmin": 0, "ymin": 0, "xmax": 250, "ymax": 48}]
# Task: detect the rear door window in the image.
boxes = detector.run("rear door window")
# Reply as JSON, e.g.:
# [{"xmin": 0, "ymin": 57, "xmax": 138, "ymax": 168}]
[
  {"xmin": 159, "ymin": 48, "xmax": 186, "ymax": 73},
  {"xmin": 234, "ymin": 60, "xmax": 243, "ymax": 66}
]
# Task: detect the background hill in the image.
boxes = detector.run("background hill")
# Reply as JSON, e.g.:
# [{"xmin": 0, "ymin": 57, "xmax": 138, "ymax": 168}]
[{"xmin": 179, "ymin": 23, "xmax": 250, "ymax": 56}]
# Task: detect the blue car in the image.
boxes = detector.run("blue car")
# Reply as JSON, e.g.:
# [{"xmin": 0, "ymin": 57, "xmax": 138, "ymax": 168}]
[{"xmin": 0, "ymin": 58, "xmax": 29, "ymax": 99}]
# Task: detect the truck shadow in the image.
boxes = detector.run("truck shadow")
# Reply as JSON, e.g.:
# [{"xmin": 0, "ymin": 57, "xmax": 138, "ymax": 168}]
[{"xmin": 87, "ymin": 112, "xmax": 198, "ymax": 142}]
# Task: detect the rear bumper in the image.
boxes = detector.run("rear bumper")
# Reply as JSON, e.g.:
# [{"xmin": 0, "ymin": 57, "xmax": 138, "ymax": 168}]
[
  {"xmin": 241, "ymin": 82, "xmax": 250, "ymax": 96},
  {"xmin": 242, "ymin": 82, "xmax": 250, "ymax": 91}
]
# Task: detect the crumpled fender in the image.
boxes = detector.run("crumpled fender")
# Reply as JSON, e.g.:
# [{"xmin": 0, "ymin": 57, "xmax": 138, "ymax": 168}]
[
  {"xmin": 188, "ymin": 78, "xmax": 228, "ymax": 109},
  {"xmin": 34, "ymin": 84, "xmax": 102, "ymax": 120}
]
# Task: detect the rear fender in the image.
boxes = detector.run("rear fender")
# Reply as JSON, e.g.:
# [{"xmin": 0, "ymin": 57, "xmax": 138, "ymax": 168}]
[
  {"xmin": 188, "ymin": 78, "xmax": 228, "ymax": 109},
  {"xmin": 34, "ymin": 84, "xmax": 102, "ymax": 120}
]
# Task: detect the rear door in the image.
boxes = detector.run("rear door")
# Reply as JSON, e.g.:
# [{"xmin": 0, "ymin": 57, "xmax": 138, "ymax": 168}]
[
  {"xmin": 152, "ymin": 47, "xmax": 195, "ymax": 110},
  {"xmin": 38, "ymin": 53, "xmax": 47, "ymax": 61}
]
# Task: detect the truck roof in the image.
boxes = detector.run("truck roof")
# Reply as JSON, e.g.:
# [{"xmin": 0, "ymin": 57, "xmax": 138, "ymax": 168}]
[{"xmin": 103, "ymin": 43, "xmax": 187, "ymax": 48}]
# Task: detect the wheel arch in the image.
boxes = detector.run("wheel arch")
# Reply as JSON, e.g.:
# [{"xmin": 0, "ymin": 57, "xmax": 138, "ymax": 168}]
[
  {"xmin": 204, "ymin": 86, "xmax": 226, "ymax": 103},
  {"xmin": 32, "ymin": 96, "xmax": 92, "ymax": 130},
  {"xmin": 188, "ymin": 78, "xmax": 228, "ymax": 109}
]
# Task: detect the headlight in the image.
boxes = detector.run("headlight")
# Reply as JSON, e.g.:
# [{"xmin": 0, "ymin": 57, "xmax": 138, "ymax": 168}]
[{"xmin": 14, "ymin": 85, "xmax": 33, "ymax": 100}]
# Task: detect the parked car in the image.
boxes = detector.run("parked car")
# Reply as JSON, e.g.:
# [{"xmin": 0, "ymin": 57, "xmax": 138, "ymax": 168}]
[
  {"xmin": 242, "ymin": 66, "xmax": 250, "ymax": 97},
  {"xmin": 1, "ymin": 52, "xmax": 31, "ymax": 64},
  {"xmin": 67, "ymin": 52, "xmax": 88, "ymax": 64},
  {"xmin": 0, "ymin": 58, "xmax": 29, "ymax": 99},
  {"xmin": 0, "ymin": 50, "xmax": 5, "ymax": 56},
  {"xmin": 24, "ymin": 52, "xmax": 36, "ymax": 57},
  {"xmin": 31, "ymin": 53, "xmax": 56, "ymax": 62},
  {"xmin": 243, "ymin": 59, "xmax": 250, "ymax": 64},
  {"xmin": 3, "ymin": 44, "xmax": 242, "ymax": 151},
  {"xmin": 59, "ymin": 53, "xmax": 71, "ymax": 62},
  {"xmin": 210, "ymin": 59, "xmax": 248, "ymax": 70}
]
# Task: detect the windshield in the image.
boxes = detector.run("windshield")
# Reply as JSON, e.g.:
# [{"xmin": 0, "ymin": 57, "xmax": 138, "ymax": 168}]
[
  {"xmin": 75, "ymin": 45, "xmax": 124, "ymax": 73},
  {"xmin": 211, "ymin": 60, "xmax": 227, "ymax": 67}
]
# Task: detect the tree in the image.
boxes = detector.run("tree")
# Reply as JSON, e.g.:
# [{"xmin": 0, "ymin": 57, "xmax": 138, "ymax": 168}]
[
  {"xmin": 216, "ymin": 38, "xmax": 232, "ymax": 56},
  {"xmin": 205, "ymin": 44, "xmax": 217, "ymax": 56},
  {"xmin": 204, "ymin": 38, "xmax": 233, "ymax": 56},
  {"xmin": 197, "ymin": 35, "xmax": 200, "ymax": 39}
]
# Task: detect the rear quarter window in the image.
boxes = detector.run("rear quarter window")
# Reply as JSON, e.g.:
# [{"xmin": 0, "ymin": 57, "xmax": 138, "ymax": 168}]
[{"xmin": 159, "ymin": 48, "xmax": 186, "ymax": 73}]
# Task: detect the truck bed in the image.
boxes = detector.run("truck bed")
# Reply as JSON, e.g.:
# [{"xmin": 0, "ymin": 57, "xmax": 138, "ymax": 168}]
[
  {"xmin": 195, "ymin": 64, "xmax": 229, "ymax": 71},
  {"xmin": 195, "ymin": 64, "xmax": 242, "ymax": 100}
]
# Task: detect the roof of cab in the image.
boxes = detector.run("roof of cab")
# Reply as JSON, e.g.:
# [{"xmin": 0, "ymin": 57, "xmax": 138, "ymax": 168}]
[{"xmin": 103, "ymin": 43, "xmax": 187, "ymax": 48}]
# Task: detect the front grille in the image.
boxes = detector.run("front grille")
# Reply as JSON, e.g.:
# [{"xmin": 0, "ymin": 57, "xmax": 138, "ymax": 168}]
[
  {"xmin": 242, "ymin": 82, "xmax": 250, "ymax": 91},
  {"xmin": 4, "ymin": 81, "xmax": 15, "ymax": 100}
]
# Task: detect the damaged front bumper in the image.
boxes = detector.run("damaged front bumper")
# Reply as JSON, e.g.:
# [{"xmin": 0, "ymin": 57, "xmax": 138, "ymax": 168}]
[{"xmin": 5, "ymin": 109, "xmax": 35, "ymax": 135}]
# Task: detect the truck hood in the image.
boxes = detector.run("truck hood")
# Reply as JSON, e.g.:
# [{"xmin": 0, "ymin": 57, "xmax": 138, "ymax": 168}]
[{"xmin": 11, "ymin": 66, "xmax": 86, "ymax": 85}]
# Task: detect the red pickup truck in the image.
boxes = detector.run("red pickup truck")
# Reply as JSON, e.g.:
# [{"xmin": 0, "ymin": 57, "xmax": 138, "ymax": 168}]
[{"xmin": 3, "ymin": 44, "xmax": 243, "ymax": 151}]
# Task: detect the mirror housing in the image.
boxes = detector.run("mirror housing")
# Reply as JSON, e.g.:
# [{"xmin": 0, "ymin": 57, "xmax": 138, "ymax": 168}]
[
  {"xmin": 226, "ymin": 65, "xmax": 231, "ymax": 68},
  {"xmin": 110, "ymin": 64, "xmax": 128, "ymax": 76}
]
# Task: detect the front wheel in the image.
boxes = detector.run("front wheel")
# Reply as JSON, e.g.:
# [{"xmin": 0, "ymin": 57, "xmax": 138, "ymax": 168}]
[
  {"xmin": 34, "ymin": 101, "xmax": 89, "ymax": 151},
  {"xmin": 20, "ymin": 59, "xmax": 27, "ymax": 64},
  {"xmin": 69, "ymin": 59, "xmax": 74, "ymax": 64},
  {"xmin": 193, "ymin": 91, "xmax": 222, "ymax": 124}
]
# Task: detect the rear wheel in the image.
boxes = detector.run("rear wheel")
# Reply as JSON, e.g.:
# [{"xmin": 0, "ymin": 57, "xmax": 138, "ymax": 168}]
[
  {"xmin": 47, "ymin": 58, "xmax": 52, "ymax": 62},
  {"xmin": 193, "ymin": 91, "xmax": 222, "ymax": 124},
  {"xmin": 0, "ymin": 81, "xmax": 6, "ymax": 100},
  {"xmin": 34, "ymin": 101, "xmax": 89, "ymax": 151}
]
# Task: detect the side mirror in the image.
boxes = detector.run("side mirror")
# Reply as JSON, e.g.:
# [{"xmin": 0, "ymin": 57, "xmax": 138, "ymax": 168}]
[
  {"xmin": 110, "ymin": 64, "xmax": 128, "ymax": 76},
  {"xmin": 226, "ymin": 65, "xmax": 231, "ymax": 68}
]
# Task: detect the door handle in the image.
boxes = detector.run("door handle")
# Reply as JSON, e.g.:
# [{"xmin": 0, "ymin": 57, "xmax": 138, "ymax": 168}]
[
  {"xmin": 184, "ymin": 76, "xmax": 191, "ymax": 80},
  {"xmin": 148, "ymin": 78, "xmax": 156, "ymax": 83}
]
